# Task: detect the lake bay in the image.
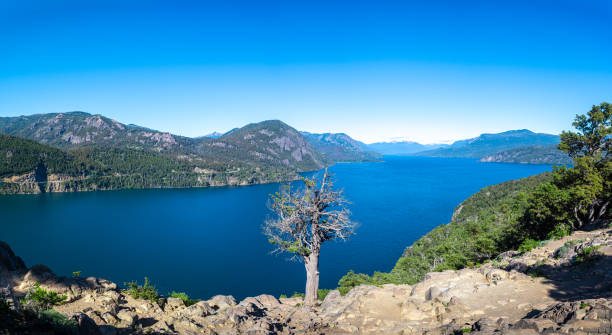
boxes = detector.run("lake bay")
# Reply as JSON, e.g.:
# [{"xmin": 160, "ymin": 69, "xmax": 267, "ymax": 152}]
[{"xmin": 1, "ymin": 156, "xmax": 552, "ymax": 300}]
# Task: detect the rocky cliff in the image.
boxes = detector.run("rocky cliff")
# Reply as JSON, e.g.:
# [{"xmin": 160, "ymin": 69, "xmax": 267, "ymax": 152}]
[{"xmin": 1, "ymin": 224, "xmax": 610, "ymax": 334}]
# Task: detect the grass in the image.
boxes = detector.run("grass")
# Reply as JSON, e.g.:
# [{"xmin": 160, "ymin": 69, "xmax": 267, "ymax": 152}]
[{"xmin": 124, "ymin": 277, "xmax": 159, "ymax": 303}]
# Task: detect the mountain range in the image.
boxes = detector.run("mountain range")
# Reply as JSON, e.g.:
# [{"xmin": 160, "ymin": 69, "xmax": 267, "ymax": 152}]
[
  {"xmin": 0, "ymin": 112, "xmax": 570, "ymax": 194},
  {"xmin": 366, "ymin": 129, "xmax": 569, "ymax": 164},
  {"xmin": 0, "ymin": 112, "xmax": 378, "ymax": 194}
]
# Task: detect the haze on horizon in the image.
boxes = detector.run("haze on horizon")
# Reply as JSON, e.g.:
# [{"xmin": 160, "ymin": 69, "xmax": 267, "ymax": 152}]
[{"xmin": 0, "ymin": 0, "xmax": 611, "ymax": 144}]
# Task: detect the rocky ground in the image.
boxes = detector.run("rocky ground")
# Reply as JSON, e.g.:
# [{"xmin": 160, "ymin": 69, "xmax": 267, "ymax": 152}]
[{"xmin": 1, "ymin": 225, "xmax": 611, "ymax": 334}]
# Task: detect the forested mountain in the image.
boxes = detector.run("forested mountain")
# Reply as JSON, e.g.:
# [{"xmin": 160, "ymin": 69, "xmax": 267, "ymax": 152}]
[
  {"xmin": 302, "ymin": 132, "xmax": 381, "ymax": 162},
  {"xmin": 0, "ymin": 113, "xmax": 376, "ymax": 194},
  {"xmin": 414, "ymin": 129, "xmax": 560, "ymax": 159},
  {"xmin": 0, "ymin": 134, "xmax": 295, "ymax": 194},
  {"xmin": 366, "ymin": 141, "xmax": 448, "ymax": 155},
  {"xmin": 201, "ymin": 120, "xmax": 327, "ymax": 172},
  {"xmin": 479, "ymin": 145, "xmax": 572, "ymax": 165}
]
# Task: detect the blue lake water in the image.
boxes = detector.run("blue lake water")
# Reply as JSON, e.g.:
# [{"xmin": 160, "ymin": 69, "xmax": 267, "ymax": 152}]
[{"xmin": 0, "ymin": 156, "xmax": 552, "ymax": 300}]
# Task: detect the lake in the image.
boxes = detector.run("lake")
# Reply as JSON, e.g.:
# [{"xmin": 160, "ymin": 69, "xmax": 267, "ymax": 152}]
[{"xmin": 1, "ymin": 156, "xmax": 552, "ymax": 300}]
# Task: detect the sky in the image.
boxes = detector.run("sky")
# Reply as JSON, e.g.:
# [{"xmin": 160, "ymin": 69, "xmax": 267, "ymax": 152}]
[{"xmin": 0, "ymin": 0, "xmax": 611, "ymax": 144}]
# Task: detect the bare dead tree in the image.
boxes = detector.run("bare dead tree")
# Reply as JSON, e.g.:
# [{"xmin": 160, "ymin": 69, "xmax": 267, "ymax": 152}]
[{"xmin": 263, "ymin": 168, "xmax": 356, "ymax": 306}]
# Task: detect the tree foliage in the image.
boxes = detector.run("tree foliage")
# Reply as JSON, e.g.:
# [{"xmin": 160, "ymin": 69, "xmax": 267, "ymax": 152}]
[
  {"xmin": 520, "ymin": 102, "xmax": 611, "ymax": 238},
  {"xmin": 264, "ymin": 169, "xmax": 356, "ymax": 305}
]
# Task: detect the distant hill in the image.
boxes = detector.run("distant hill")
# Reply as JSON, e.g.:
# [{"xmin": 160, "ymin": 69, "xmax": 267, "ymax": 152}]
[
  {"xmin": 366, "ymin": 141, "xmax": 449, "ymax": 155},
  {"xmin": 199, "ymin": 131, "xmax": 224, "ymax": 139},
  {"xmin": 0, "ymin": 133, "xmax": 296, "ymax": 194},
  {"xmin": 479, "ymin": 145, "xmax": 572, "ymax": 165},
  {"xmin": 0, "ymin": 112, "xmax": 193, "ymax": 151},
  {"xmin": 0, "ymin": 113, "xmax": 328, "ymax": 173},
  {"xmin": 0, "ymin": 113, "xmax": 338, "ymax": 194},
  {"xmin": 414, "ymin": 129, "xmax": 560, "ymax": 159},
  {"xmin": 302, "ymin": 132, "xmax": 381, "ymax": 162},
  {"xmin": 201, "ymin": 120, "xmax": 326, "ymax": 172}
]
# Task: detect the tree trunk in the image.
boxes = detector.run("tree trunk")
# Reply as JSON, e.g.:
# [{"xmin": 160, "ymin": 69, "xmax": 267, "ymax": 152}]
[{"xmin": 304, "ymin": 251, "xmax": 320, "ymax": 306}]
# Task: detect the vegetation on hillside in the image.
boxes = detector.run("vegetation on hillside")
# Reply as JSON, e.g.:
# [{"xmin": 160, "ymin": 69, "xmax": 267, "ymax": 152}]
[
  {"xmin": 0, "ymin": 114, "xmax": 377, "ymax": 194},
  {"xmin": 479, "ymin": 145, "xmax": 572, "ymax": 165},
  {"xmin": 301, "ymin": 132, "xmax": 381, "ymax": 162},
  {"xmin": 415, "ymin": 129, "xmax": 560, "ymax": 159},
  {"xmin": 337, "ymin": 172, "xmax": 551, "ymax": 292},
  {"xmin": 338, "ymin": 102, "xmax": 611, "ymax": 294}
]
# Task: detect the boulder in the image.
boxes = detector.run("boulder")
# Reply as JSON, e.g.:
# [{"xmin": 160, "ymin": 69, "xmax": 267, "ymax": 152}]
[
  {"xmin": 254, "ymin": 294, "xmax": 281, "ymax": 307},
  {"xmin": 116, "ymin": 309, "xmax": 138, "ymax": 327},
  {"xmin": 0, "ymin": 241, "xmax": 26, "ymax": 271},
  {"xmin": 207, "ymin": 294, "xmax": 237, "ymax": 310},
  {"xmin": 164, "ymin": 296, "xmax": 186, "ymax": 312}
]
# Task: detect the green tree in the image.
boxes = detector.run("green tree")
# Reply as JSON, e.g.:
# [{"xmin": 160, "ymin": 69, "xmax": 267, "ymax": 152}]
[{"xmin": 521, "ymin": 102, "xmax": 611, "ymax": 238}]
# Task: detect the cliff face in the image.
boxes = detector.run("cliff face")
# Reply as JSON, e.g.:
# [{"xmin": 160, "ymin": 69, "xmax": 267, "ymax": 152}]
[{"xmin": 1, "ymin": 226, "xmax": 610, "ymax": 334}]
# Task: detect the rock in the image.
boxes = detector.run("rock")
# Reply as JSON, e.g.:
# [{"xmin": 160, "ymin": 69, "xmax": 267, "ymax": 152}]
[
  {"xmin": 254, "ymin": 294, "xmax": 280, "ymax": 307},
  {"xmin": 164, "ymin": 296, "xmax": 186, "ymax": 312},
  {"xmin": 23, "ymin": 264, "xmax": 55, "ymax": 283},
  {"xmin": 207, "ymin": 294, "xmax": 237, "ymax": 310},
  {"xmin": 425, "ymin": 286, "xmax": 444, "ymax": 301},
  {"xmin": 0, "ymin": 241, "xmax": 26, "ymax": 271},
  {"xmin": 485, "ymin": 269, "xmax": 507, "ymax": 283},
  {"xmin": 67, "ymin": 312, "xmax": 102, "ymax": 335},
  {"xmin": 116, "ymin": 309, "xmax": 138, "ymax": 327},
  {"xmin": 178, "ymin": 300, "xmax": 215, "ymax": 319},
  {"xmin": 101, "ymin": 311, "xmax": 119, "ymax": 325}
]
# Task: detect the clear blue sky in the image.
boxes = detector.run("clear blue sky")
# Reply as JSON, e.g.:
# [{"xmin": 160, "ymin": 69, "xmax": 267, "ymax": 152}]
[{"xmin": 0, "ymin": 0, "xmax": 611, "ymax": 143}]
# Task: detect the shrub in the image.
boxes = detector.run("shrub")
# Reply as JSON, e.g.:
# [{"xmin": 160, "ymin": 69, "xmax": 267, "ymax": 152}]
[
  {"xmin": 37, "ymin": 309, "xmax": 78, "ymax": 334},
  {"xmin": 518, "ymin": 239, "xmax": 540, "ymax": 253},
  {"xmin": 290, "ymin": 292, "xmax": 305, "ymax": 298},
  {"xmin": 20, "ymin": 282, "xmax": 67, "ymax": 312},
  {"xmin": 317, "ymin": 289, "xmax": 331, "ymax": 301},
  {"xmin": 170, "ymin": 292, "xmax": 199, "ymax": 307},
  {"xmin": 547, "ymin": 224, "xmax": 572, "ymax": 240},
  {"xmin": 555, "ymin": 246, "xmax": 571, "ymax": 259},
  {"xmin": 279, "ymin": 294, "xmax": 287, "ymax": 299},
  {"xmin": 573, "ymin": 246, "xmax": 602, "ymax": 266},
  {"xmin": 124, "ymin": 277, "xmax": 158, "ymax": 302}
]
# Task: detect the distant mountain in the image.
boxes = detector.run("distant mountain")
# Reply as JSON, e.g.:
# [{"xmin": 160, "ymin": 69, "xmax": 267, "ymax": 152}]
[
  {"xmin": 366, "ymin": 141, "xmax": 449, "ymax": 155},
  {"xmin": 414, "ymin": 129, "xmax": 560, "ymax": 159},
  {"xmin": 479, "ymin": 145, "xmax": 572, "ymax": 165},
  {"xmin": 200, "ymin": 131, "xmax": 224, "ymax": 139},
  {"xmin": 0, "ymin": 133, "xmax": 297, "ymax": 194},
  {"xmin": 0, "ymin": 112, "xmax": 193, "ymax": 151},
  {"xmin": 201, "ymin": 120, "xmax": 326, "ymax": 172},
  {"xmin": 0, "ymin": 113, "xmax": 338, "ymax": 193},
  {"xmin": 0, "ymin": 113, "xmax": 329, "ymax": 173},
  {"xmin": 302, "ymin": 132, "xmax": 381, "ymax": 163}
]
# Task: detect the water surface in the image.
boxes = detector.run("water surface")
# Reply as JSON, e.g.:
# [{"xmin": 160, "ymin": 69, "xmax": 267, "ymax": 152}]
[{"xmin": 1, "ymin": 156, "xmax": 552, "ymax": 300}]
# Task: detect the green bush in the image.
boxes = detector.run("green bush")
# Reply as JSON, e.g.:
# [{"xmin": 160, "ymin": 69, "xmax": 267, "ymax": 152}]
[
  {"xmin": 574, "ymin": 246, "xmax": 602, "ymax": 266},
  {"xmin": 317, "ymin": 289, "xmax": 331, "ymax": 301},
  {"xmin": 279, "ymin": 294, "xmax": 287, "ymax": 299},
  {"xmin": 37, "ymin": 310, "xmax": 78, "ymax": 334},
  {"xmin": 547, "ymin": 224, "xmax": 572, "ymax": 240},
  {"xmin": 290, "ymin": 292, "xmax": 304, "ymax": 298},
  {"xmin": 20, "ymin": 282, "xmax": 67, "ymax": 312},
  {"xmin": 124, "ymin": 277, "xmax": 159, "ymax": 302},
  {"xmin": 170, "ymin": 292, "xmax": 199, "ymax": 307},
  {"xmin": 518, "ymin": 239, "xmax": 540, "ymax": 253}
]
